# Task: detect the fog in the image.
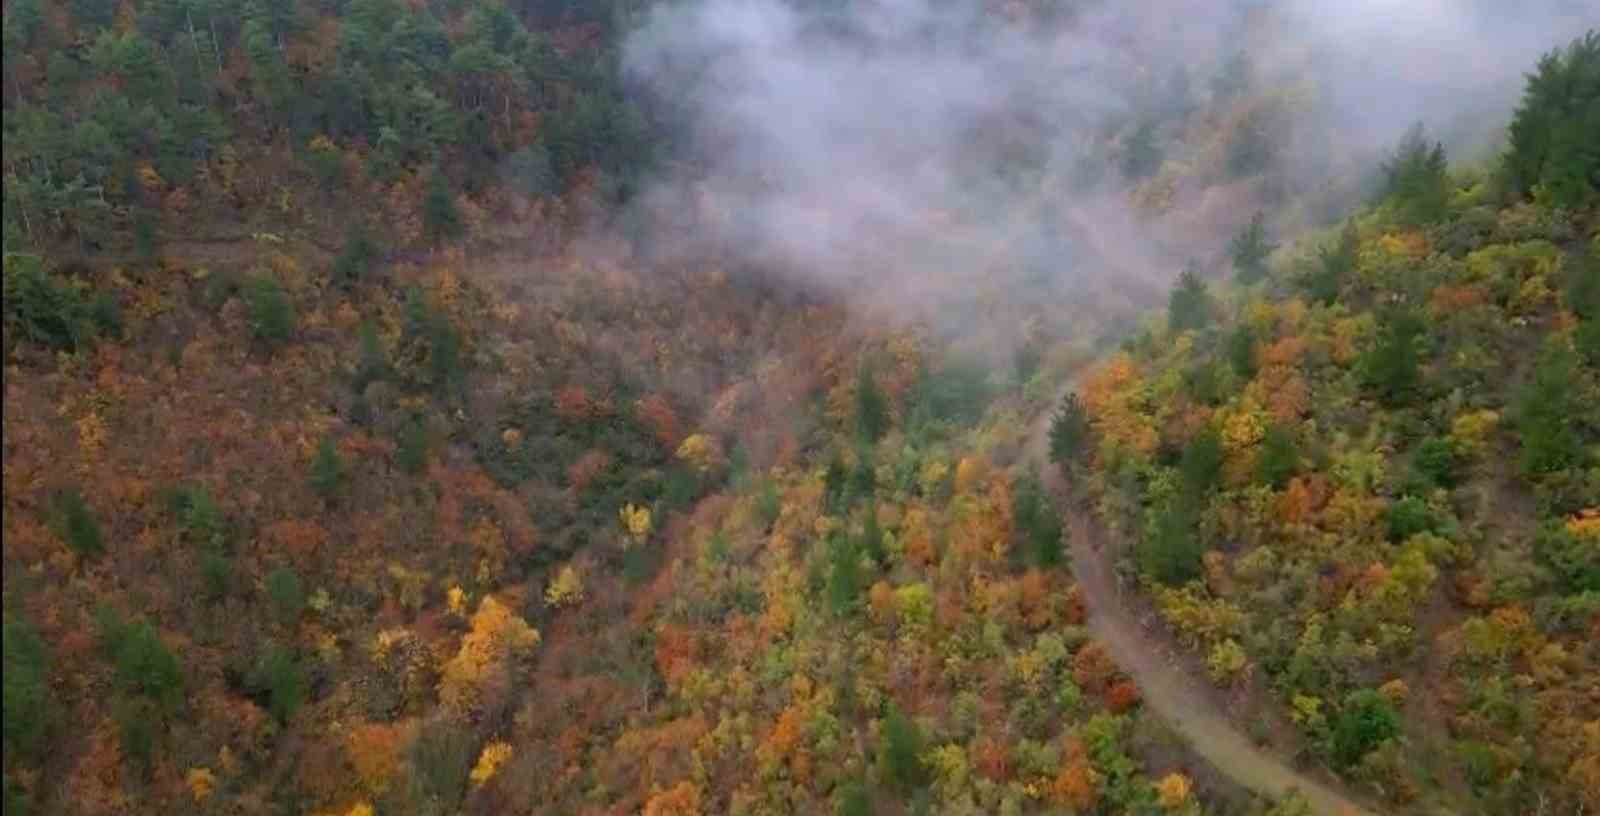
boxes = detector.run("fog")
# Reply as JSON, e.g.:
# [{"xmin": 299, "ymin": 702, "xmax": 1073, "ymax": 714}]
[{"xmin": 617, "ymin": 0, "xmax": 1594, "ymax": 334}]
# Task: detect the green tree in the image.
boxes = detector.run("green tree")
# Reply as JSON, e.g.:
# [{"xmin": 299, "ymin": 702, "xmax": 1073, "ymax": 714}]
[
  {"xmin": 1516, "ymin": 342, "xmax": 1584, "ymax": 475},
  {"xmin": 51, "ymin": 487, "xmax": 104, "ymax": 558},
  {"xmin": 333, "ymin": 222, "xmax": 378, "ymax": 286},
  {"xmin": 309, "ymin": 436, "xmax": 344, "ymax": 499},
  {"xmin": 1412, "ymin": 436, "xmax": 1460, "ymax": 488},
  {"xmin": 1381, "ymin": 123, "xmax": 1450, "ymax": 225},
  {"xmin": 251, "ymin": 645, "xmax": 304, "ymax": 724},
  {"xmin": 856, "ymin": 363, "xmax": 890, "ymax": 444},
  {"xmin": 1257, "ymin": 424, "xmax": 1299, "ymax": 489},
  {"xmin": 1179, "ymin": 425, "xmax": 1224, "ymax": 496},
  {"xmin": 1228, "ymin": 322, "xmax": 1258, "ymax": 379},
  {"xmin": 1330, "ymin": 689, "xmax": 1400, "ymax": 769},
  {"xmin": 423, "ymin": 167, "xmax": 463, "ymax": 242},
  {"xmin": 1302, "ymin": 220, "xmax": 1358, "ymax": 306},
  {"xmin": 246, "ymin": 275, "xmax": 294, "ymax": 347},
  {"xmin": 861, "ymin": 505, "xmax": 886, "ymax": 564},
  {"xmin": 2, "ymin": 617, "xmax": 50, "ymax": 759},
  {"xmin": 108, "ymin": 620, "xmax": 183, "ymax": 710},
  {"xmin": 877, "ymin": 704, "xmax": 925, "ymax": 790},
  {"xmin": 397, "ymin": 415, "xmax": 429, "ymax": 474},
  {"xmin": 1140, "ymin": 498, "xmax": 1203, "ymax": 585},
  {"xmin": 837, "ymin": 778, "xmax": 873, "ymax": 816},
  {"xmin": 1229, "ymin": 211, "xmax": 1276, "ymax": 283},
  {"xmin": 1504, "ymin": 31, "xmax": 1600, "ymax": 208},
  {"xmin": 265, "ymin": 565, "xmax": 305, "ymax": 624},
  {"xmin": 1049, "ymin": 392, "xmax": 1092, "ymax": 469},
  {"xmin": 1121, "ymin": 120, "xmax": 1163, "ymax": 180},
  {"xmin": 1361, "ymin": 309, "xmax": 1425, "ymax": 405},
  {"xmin": 1167, "ymin": 261, "xmax": 1211, "ymax": 334},
  {"xmin": 1013, "ymin": 472, "xmax": 1063, "ymax": 567},
  {"xmin": 826, "ymin": 534, "xmax": 863, "ymax": 616}
]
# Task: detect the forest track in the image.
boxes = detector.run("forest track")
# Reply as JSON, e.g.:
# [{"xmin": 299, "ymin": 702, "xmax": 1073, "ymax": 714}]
[{"xmin": 1026, "ymin": 393, "xmax": 1381, "ymax": 816}]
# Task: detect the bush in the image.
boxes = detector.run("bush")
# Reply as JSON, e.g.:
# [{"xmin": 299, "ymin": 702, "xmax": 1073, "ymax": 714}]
[
  {"xmin": 51, "ymin": 487, "xmax": 103, "ymax": 558},
  {"xmin": 1330, "ymin": 689, "xmax": 1400, "ymax": 769}
]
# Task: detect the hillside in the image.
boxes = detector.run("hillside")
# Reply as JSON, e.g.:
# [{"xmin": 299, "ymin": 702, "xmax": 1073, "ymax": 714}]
[
  {"xmin": 1052, "ymin": 31, "xmax": 1600, "ymax": 816},
  {"xmin": 4, "ymin": 2, "xmax": 1597, "ymax": 816}
]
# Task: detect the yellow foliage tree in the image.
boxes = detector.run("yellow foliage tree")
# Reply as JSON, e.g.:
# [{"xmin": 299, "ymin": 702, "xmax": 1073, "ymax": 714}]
[
  {"xmin": 438, "ymin": 596, "xmax": 540, "ymax": 713},
  {"xmin": 186, "ymin": 767, "xmax": 216, "ymax": 803},
  {"xmin": 545, "ymin": 564, "xmax": 585, "ymax": 608},
  {"xmin": 675, "ymin": 433, "xmax": 725, "ymax": 474},
  {"xmin": 1156, "ymin": 772, "xmax": 1192, "ymax": 809},
  {"xmin": 470, "ymin": 741, "xmax": 513, "ymax": 787},
  {"xmin": 620, "ymin": 503, "xmax": 653, "ymax": 547}
]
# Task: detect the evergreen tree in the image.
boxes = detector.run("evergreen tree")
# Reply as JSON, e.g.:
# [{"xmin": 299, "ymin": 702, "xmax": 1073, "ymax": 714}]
[
  {"xmin": 1331, "ymin": 690, "xmax": 1400, "ymax": 769},
  {"xmin": 1361, "ymin": 309, "xmax": 1425, "ymax": 406},
  {"xmin": 1228, "ymin": 322, "xmax": 1258, "ymax": 379},
  {"xmin": 856, "ymin": 363, "xmax": 889, "ymax": 444},
  {"xmin": 333, "ymin": 222, "xmax": 378, "ymax": 286},
  {"xmin": 1140, "ymin": 498, "xmax": 1203, "ymax": 585},
  {"xmin": 1228, "ymin": 211, "xmax": 1275, "ymax": 284},
  {"xmin": 1516, "ymin": 342, "xmax": 1584, "ymax": 475},
  {"xmin": 51, "ymin": 487, "xmax": 104, "ymax": 558},
  {"xmin": 1504, "ymin": 31, "xmax": 1600, "ymax": 209},
  {"xmin": 397, "ymin": 415, "xmax": 429, "ymax": 474},
  {"xmin": 265, "ymin": 566, "xmax": 305, "ymax": 624},
  {"xmin": 1381, "ymin": 123, "xmax": 1450, "ymax": 225},
  {"xmin": 1212, "ymin": 50, "xmax": 1252, "ymax": 102},
  {"xmin": 826, "ymin": 534, "xmax": 862, "ymax": 616},
  {"xmin": 251, "ymin": 645, "xmax": 304, "ymax": 724},
  {"xmin": 1167, "ymin": 261, "xmax": 1211, "ymax": 334},
  {"xmin": 861, "ymin": 505, "xmax": 886, "ymax": 564},
  {"xmin": 1179, "ymin": 425, "xmax": 1224, "ymax": 496},
  {"xmin": 423, "ymin": 167, "xmax": 462, "ymax": 242},
  {"xmin": 1121, "ymin": 120, "xmax": 1163, "ymax": 180},
  {"xmin": 1049, "ymin": 392, "xmax": 1092, "ymax": 469},
  {"xmin": 877, "ymin": 704, "xmax": 925, "ymax": 790},
  {"xmin": 246, "ymin": 276, "xmax": 294, "ymax": 348},
  {"xmin": 309, "ymin": 436, "xmax": 344, "ymax": 499},
  {"xmin": 1257, "ymin": 424, "xmax": 1299, "ymax": 489},
  {"xmin": 2, "ymin": 617, "xmax": 50, "ymax": 760},
  {"xmin": 1301, "ymin": 220, "xmax": 1358, "ymax": 306}
]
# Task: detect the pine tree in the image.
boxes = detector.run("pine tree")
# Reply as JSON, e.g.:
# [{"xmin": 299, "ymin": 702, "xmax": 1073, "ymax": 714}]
[
  {"xmin": 1381, "ymin": 123, "xmax": 1450, "ymax": 225},
  {"xmin": 1049, "ymin": 392, "xmax": 1092, "ymax": 469},
  {"xmin": 877, "ymin": 704, "xmax": 925, "ymax": 790},
  {"xmin": 423, "ymin": 168, "xmax": 462, "ymax": 242},
  {"xmin": 1517, "ymin": 342, "xmax": 1584, "ymax": 475},
  {"xmin": 1361, "ymin": 309, "xmax": 1425, "ymax": 406},
  {"xmin": 1504, "ymin": 31, "xmax": 1600, "ymax": 209},
  {"xmin": 1229, "ymin": 211, "xmax": 1275, "ymax": 284},
  {"xmin": 1121, "ymin": 120, "xmax": 1163, "ymax": 180},
  {"xmin": 856, "ymin": 363, "xmax": 889, "ymax": 444},
  {"xmin": 1167, "ymin": 261, "xmax": 1211, "ymax": 334},
  {"xmin": 51, "ymin": 487, "xmax": 104, "ymax": 558},
  {"xmin": 309, "ymin": 436, "xmax": 344, "ymax": 499},
  {"xmin": 1302, "ymin": 220, "xmax": 1357, "ymax": 306},
  {"xmin": 333, "ymin": 221, "xmax": 378, "ymax": 286}
]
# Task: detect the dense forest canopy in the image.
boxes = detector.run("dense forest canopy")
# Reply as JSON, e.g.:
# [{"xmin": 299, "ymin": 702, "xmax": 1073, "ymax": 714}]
[{"xmin": 3, "ymin": 0, "xmax": 1598, "ymax": 815}]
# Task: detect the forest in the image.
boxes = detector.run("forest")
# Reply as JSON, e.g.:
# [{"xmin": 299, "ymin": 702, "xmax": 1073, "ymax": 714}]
[{"xmin": 3, "ymin": 1, "xmax": 1597, "ymax": 815}]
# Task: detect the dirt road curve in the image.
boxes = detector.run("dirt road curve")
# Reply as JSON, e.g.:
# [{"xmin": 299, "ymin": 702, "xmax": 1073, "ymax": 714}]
[{"xmin": 1028, "ymin": 397, "xmax": 1380, "ymax": 816}]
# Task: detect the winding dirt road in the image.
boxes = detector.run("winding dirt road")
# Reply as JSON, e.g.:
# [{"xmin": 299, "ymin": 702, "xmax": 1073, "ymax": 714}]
[{"xmin": 1028, "ymin": 397, "xmax": 1379, "ymax": 816}]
